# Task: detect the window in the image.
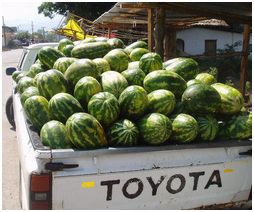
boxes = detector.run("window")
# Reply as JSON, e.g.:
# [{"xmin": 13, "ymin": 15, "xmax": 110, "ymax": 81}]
[
  {"xmin": 205, "ymin": 40, "xmax": 217, "ymax": 56},
  {"xmin": 176, "ymin": 39, "xmax": 184, "ymax": 52}
]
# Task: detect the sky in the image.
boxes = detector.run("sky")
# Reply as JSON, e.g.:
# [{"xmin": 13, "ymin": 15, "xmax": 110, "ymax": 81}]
[{"xmin": 2, "ymin": 1, "xmax": 64, "ymax": 33}]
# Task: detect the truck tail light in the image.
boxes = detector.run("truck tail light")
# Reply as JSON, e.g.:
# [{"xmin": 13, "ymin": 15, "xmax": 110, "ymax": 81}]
[{"xmin": 30, "ymin": 173, "xmax": 52, "ymax": 210}]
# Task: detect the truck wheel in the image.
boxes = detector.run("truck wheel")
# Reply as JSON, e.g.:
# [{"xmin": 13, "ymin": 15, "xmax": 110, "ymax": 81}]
[{"xmin": 6, "ymin": 95, "xmax": 16, "ymax": 129}]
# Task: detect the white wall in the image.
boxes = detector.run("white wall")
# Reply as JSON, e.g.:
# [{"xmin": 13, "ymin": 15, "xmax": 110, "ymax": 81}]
[{"xmin": 176, "ymin": 28, "xmax": 252, "ymax": 55}]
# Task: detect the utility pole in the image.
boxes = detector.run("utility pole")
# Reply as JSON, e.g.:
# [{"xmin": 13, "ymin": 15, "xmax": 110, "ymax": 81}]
[
  {"xmin": 2, "ymin": 16, "xmax": 7, "ymax": 47},
  {"xmin": 31, "ymin": 21, "xmax": 34, "ymax": 42},
  {"xmin": 42, "ymin": 27, "xmax": 45, "ymax": 41}
]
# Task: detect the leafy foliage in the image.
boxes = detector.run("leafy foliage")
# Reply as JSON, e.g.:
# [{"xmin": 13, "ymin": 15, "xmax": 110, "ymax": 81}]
[{"xmin": 38, "ymin": 2, "xmax": 115, "ymax": 20}]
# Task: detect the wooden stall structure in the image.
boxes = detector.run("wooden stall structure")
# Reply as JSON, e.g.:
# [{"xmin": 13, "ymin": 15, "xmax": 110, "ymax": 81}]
[{"xmin": 93, "ymin": 2, "xmax": 251, "ymax": 96}]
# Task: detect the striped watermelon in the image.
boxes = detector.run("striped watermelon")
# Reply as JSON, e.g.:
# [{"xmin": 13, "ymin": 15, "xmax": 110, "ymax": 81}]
[
  {"xmin": 66, "ymin": 112, "xmax": 108, "ymax": 149},
  {"xmin": 127, "ymin": 61, "xmax": 139, "ymax": 70},
  {"xmin": 12, "ymin": 70, "xmax": 22, "ymax": 82},
  {"xmin": 71, "ymin": 42, "xmax": 111, "ymax": 59},
  {"xmin": 218, "ymin": 112, "xmax": 252, "ymax": 140},
  {"xmin": 138, "ymin": 113, "xmax": 172, "ymax": 145},
  {"xmin": 125, "ymin": 40, "xmax": 148, "ymax": 55},
  {"xmin": 38, "ymin": 46, "xmax": 65, "ymax": 69},
  {"xmin": 211, "ymin": 83, "xmax": 244, "ymax": 115},
  {"xmin": 62, "ymin": 44, "xmax": 74, "ymax": 57},
  {"xmin": 182, "ymin": 83, "xmax": 221, "ymax": 114},
  {"xmin": 121, "ymin": 68, "xmax": 146, "ymax": 86},
  {"xmin": 24, "ymin": 96, "xmax": 51, "ymax": 130},
  {"xmin": 118, "ymin": 85, "xmax": 149, "ymax": 120},
  {"xmin": 107, "ymin": 38, "xmax": 125, "ymax": 49},
  {"xmin": 164, "ymin": 58, "xmax": 199, "ymax": 81},
  {"xmin": 104, "ymin": 49, "xmax": 129, "ymax": 72},
  {"xmin": 187, "ymin": 79, "xmax": 202, "ymax": 87},
  {"xmin": 88, "ymin": 92, "xmax": 120, "ymax": 127},
  {"xmin": 130, "ymin": 48, "xmax": 150, "ymax": 61},
  {"xmin": 195, "ymin": 73, "xmax": 216, "ymax": 85},
  {"xmin": 139, "ymin": 53, "xmax": 163, "ymax": 74},
  {"xmin": 171, "ymin": 101, "xmax": 188, "ymax": 115},
  {"xmin": 196, "ymin": 115, "xmax": 219, "ymax": 141},
  {"xmin": 17, "ymin": 76, "xmax": 34, "ymax": 94},
  {"xmin": 33, "ymin": 72, "xmax": 44, "ymax": 87},
  {"xmin": 100, "ymin": 71, "xmax": 128, "ymax": 98},
  {"xmin": 143, "ymin": 70, "xmax": 187, "ymax": 98},
  {"xmin": 107, "ymin": 119, "xmax": 139, "ymax": 147},
  {"xmin": 74, "ymin": 76, "xmax": 102, "ymax": 107},
  {"xmin": 26, "ymin": 63, "xmax": 45, "ymax": 78},
  {"xmin": 20, "ymin": 86, "xmax": 39, "ymax": 106},
  {"xmin": 53, "ymin": 57, "xmax": 78, "ymax": 74},
  {"xmin": 40, "ymin": 120, "xmax": 71, "ymax": 149},
  {"xmin": 171, "ymin": 113, "xmax": 199, "ymax": 143},
  {"xmin": 58, "ymin": 38, "xmax": 74, "ymax": 52},
  {"xmin": 37, "ymin": 69, "xmax": 69, "ymax": 100},
  {"xmin": 147, "ymin": 89, "xmax": 176, "ymax": 116},
  {"xmin": 49, "ymin": 93, "xmax": 83, "ymax": 123},
  {"xmin": 15, "ymin": 72, "xmax": 26, "ymax": 83},
  {"xmin": 93, "ymin": 58, "xmax": 111, "ymax": 73},
  {"xmin": 64, "ymin": 59, "xmax": 99, "ymax": 87}
]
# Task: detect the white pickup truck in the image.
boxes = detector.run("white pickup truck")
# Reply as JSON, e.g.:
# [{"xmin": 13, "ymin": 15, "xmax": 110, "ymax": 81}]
[{"xmin": 6, "ymin": 43, "xmax": 252, "ymax": 210}]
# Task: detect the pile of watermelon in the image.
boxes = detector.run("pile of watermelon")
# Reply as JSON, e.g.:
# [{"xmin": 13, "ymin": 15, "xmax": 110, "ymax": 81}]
[{"xmin": 12, "ymin": 37, "xmax": 252, "ymax": 149}]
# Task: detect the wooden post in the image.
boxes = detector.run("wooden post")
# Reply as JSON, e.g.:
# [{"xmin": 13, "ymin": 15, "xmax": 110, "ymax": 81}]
[
  {"xmin": 154, "ymin": 8, "xmax": 165, "ymax": 58},
  {"xmin": 164, "ymin": 28, "xmax": 176, "ymax": 60},
  {"xmin": 239, "ymin": 24, "xmax": 251, "ymax": 96},
  {"xmin": 147, "ymin": 8, "xmax": 154, "ymax": 51},
  {"xmin": 108, "ymin": 27, "xmax": 112, "ymax": 39}
]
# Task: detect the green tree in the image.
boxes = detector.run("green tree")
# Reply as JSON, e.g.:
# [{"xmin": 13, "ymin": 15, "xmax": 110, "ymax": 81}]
[
  {"xmin": 15, "ymin": 31, "xmax": 31, "ymax": 41},
  {"xmin": 38, "ymin": 2, "xmax": 115, "ymax": 21},
  {"xmin": 32, "ymin": 32, "xmax": 44, "ymax": 40}
]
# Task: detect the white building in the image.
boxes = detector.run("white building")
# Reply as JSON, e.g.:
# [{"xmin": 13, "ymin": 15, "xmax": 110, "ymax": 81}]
[{"xmin": 175, "ymin": 20, "xmax": 252, "ymax": 56}]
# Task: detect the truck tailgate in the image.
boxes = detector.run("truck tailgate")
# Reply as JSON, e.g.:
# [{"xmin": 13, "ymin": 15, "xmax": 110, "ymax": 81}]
[{"xmin": 50, "ymin": 141, "xmax": 251, "ymax": 209}]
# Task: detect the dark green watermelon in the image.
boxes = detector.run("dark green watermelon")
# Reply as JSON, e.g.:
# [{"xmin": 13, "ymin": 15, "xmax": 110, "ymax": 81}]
[
  {"xmin": 130, "ymin": 48, "xmax": 150, "ymax": 61},
  {"xmin": 143, "ymin": 70, "xmax": 187, "ymax": 99},
  {"xmin": 139, "ymin": 53, "xmax": 163, "ymax": 74},
  {"xmin": 37, "ymin": 69, "xmax": 69, "ymax": 100},
  {"xmin": 65, "ymin": 59, "xmax": 99, "ymax": 86},
  {"xmin": 218, "ymin": 112, "xmax": 252, "ymax": 140},
  {"xmin": 196, "ymin": 115, "xmax": 219, "ymax": 141},
  {"xmin": 121, "ymin": 68, "xmax": 146, "ymax": 86},
  {"xmin": 66, "ymin": 112, "xmax": 108, "ymax": 149},
  {"xmin": 107, "ymin": 119, "xmax": 139, "ymax": 147},
  {"xmin": 17, "ymin": 76, "xmax": 35, "ymax": 94},
  {"xmin": 138, "ymin": 113, "xmax": 172, "ymax": 145},
  {"xmin": 48, "ymin": 93, "xmax": 83, "ymax": 123},
  {"xmin": 40, "ymin": 120, "xmax": 71, "ymax": 149},
  {"xmin": 119, "ymin": 85, "xmax": 149, "ymax": 120},
  {"xmin": 195, "ymin": 73, "xmax": 216, "ymax": 85},
  {"xmin": 211, "ymin": 83, "xmax": 244, "ymax": 115},
  {"xmin": 147, "ymin": 89, "xmax": 176, "ymax": 116},
  {"xmin": 58, "ymin": 38, "xmax": 74, "ymax": 52},
  {"xmin": 24, "ymin": 96, "xmax": 52, "ymax": 130},
  {"xmin": 20, "ymin": 86, "xmax": 39, "ymax": 106},
  {"xmin": 182, "ymin": 83, "xmax": 221, "ymax": 114},
  {"xmin": 38, "ymin": 46, "xmax": 65, "ymax": 69},
  {"xmin": 74, "ymin": 76, "xmax": 102, "ymax": 107},
  {"xmin": 100, "ymin": 71, "xmax": 128, "ymax": 98},
  {"xmin": 164, "ymin": 57, "xmax": 199, "ymax": 81},
  {"xmin": 171, "ymin": 113, "xmax": 199, "ymax": 143},
  {"xmin": 88, "ymin": 92, "xmax": 120, "ymax": 127},
  {"xmin": 107, "ymin": 38, "xmax": 125, "ymax": 49},
  {"xmin": 104, "ymin": 49, "xmax": 129, "ymax": 72}
]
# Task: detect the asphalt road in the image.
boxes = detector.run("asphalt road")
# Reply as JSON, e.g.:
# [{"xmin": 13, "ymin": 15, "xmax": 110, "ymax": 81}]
[{"xmin": 2, "ymin": 48, "xmax": 23, "ymax": 209}]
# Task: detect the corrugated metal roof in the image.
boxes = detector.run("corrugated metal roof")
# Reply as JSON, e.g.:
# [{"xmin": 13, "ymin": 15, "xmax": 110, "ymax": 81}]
[{"xmin": 93, "ymin": 2, "xmax": 251, "ymax": 27}]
